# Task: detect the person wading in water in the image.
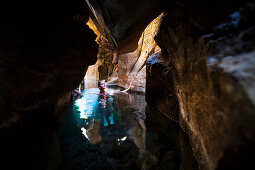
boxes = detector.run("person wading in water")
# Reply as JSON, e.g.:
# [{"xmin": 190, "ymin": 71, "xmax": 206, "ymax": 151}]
[{"xmin": 97, "ymin": 80, "xmax": 132, "ymax": 126}]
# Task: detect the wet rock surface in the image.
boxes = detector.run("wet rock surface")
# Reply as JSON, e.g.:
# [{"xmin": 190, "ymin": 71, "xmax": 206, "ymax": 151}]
[{"xmin": 146, "ymin": 2, "xmax": 255, "ymax": 170}]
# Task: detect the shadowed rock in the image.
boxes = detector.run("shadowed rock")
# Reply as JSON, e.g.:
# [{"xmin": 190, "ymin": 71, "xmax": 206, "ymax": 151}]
[
  {"xmin": 0, "ymin": 0, "xmax": 98, "ymax": 127},
  {"xmin": 85, "ymin": 0, "xmax": 169, "ymax": 54},
  {"xmin": 0, "ymin": 1, "xmax": 98, "ymax": 169}
]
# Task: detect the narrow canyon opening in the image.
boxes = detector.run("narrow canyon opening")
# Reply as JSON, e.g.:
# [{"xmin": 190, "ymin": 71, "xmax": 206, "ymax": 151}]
[
  {"xmin": 1, "ymin": 0, "xmax": 255, "ymax": 170},
  {"xmin": 57, "ymin": 13, "xmax": 198, "ymax": 170}
]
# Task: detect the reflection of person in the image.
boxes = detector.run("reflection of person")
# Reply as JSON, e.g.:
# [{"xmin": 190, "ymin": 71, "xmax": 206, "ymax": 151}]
[
  {"xmin": 97, "ymin": 80, "xmax": 132, "ymax": 126},
  {"xmin": 82, "ymin": 117, "xmax": 102, "ymax": 144}
]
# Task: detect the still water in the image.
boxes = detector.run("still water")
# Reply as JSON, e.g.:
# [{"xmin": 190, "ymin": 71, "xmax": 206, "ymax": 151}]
[{"xmin": 57, "ymin": 82, "xmax": 198, "ymax": 170}]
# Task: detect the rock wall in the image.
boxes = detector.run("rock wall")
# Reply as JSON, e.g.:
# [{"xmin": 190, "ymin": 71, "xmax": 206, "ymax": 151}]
[
  {"xmin": 96, "ymin": 36, "xmax": 116, "ymax": 80},
  {"xmin": 147, "ymin": 2, "xmax": 255, "ymax": 170},
  {"xmin": 85, "ymin": 62, "xmax": 100, "ymax": 81},
  {"xmin": 1, "ymin": 0, "xmax": 254, "ymax": 169},
  {"xmin": 0, "ymin": 0, "xmax": 98, "ymax": 127},
  {"xmin": 86, "ymin": 0, "xmax": 167, "ymax": 54},
  {"xmin": 84, "ymin": 37, "xmax": 115, "ymax": 83},
  {"xmin": 86, "ymin": 13, "xmax": 162, "ymax": 92},
  {"xmin": 86, "ymin": 18, "xmax": 117, "ymax": 83},
  {"xmin": 115, "ymin": 14, "xmax": 163, "ymax": 92},
  {"xmin": 0, "ymin": 0, "xmax": 98, "ymax": 169}
]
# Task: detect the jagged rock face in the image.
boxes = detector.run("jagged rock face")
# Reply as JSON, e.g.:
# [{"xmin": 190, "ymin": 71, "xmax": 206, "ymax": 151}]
[
  {"xmin": 86, "ymin": 14, "xmax": 162, "ymax": 92},
  {"xmin": 85, "ymin": 0, "xmax": 168, "ymax": 54},
  {"xmin": 84, "ymin": 35, "xmax": 116, "ymax": 85},
  {"xmin": 86, "ymin": 19, "xmax": 117, "ymax": 82},
  {"xmin": 1, "ymin": 0, "xmax": 254, "ymax": 169},
  {"xmin": 117, "ymin": 15, "xmax": 162, "ymax": 92},
  {"xmin": 147, "ymin": 2, "xmax": 255, "ymax": 170},
  {"xmin": 96, "ymin": 36, "xmax": 116, "ymax": 80},
  {"xmin": 0, "ymin": 0, "xmax": 98, "ymax": 130}
]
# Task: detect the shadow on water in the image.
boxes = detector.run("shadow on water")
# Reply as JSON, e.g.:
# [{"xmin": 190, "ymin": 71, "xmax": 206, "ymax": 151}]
[
  {"xmin": 145, "ymin": 105, "xmax": 198, "ymax": 170},
  {"xmin": 57, "ymin": 82, "xmax": 198, "ymax": 170}
]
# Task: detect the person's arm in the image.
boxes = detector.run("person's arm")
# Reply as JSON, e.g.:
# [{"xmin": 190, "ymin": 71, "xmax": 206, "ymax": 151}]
[{"xmin": 121, "ymin": 83, "xmax": 132, "ymax": 93}]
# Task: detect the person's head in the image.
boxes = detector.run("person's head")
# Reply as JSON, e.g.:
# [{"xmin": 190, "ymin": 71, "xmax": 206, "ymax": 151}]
[{"xmin": 98, "ymin": 80, "xmax": 106, "ymax": 91}]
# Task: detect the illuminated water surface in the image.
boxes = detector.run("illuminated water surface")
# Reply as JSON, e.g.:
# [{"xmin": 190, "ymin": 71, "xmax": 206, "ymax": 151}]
[
  {"xmin": 74, "ymin": 87, "xmax": 125, "ymax": 143},
  {"xmin": 57, "ymin": 82, "xmax": 198, "ymax": 169}
]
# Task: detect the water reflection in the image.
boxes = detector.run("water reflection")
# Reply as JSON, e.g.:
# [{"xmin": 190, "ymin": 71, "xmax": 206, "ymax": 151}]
[
  {"xmin": 74, "ymin": 87, "xmax": 125, "ymax": 144},
  {"xmin": 75, "ymin": 88, "xmax": 99, "ymax": 119},
  {"xmin": 58, "ymin": 83, "xmax": 198, "ymax": 170}
]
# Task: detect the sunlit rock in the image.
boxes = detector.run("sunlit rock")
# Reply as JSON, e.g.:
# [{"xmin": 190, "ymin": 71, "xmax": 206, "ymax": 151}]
[
  {"xmin": 84, "ymin": 23, "xmax": 116, "ymax": 83},
  {"xmin": 146, "ymin": 2, "xmax": 255, "ymax": 170},
  {"xmin": 117, "ymin": 14, "xmax": 163, "ymax": 92},
  {"xmin": 85, "ymin": 0, "xmax": 168, "ymax": 54}
]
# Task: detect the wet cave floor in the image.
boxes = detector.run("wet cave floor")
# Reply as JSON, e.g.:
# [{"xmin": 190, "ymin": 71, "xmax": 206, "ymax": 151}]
[{"xmin": 57, "ymin": 85, "xmax": 198, "ymax": 170}]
